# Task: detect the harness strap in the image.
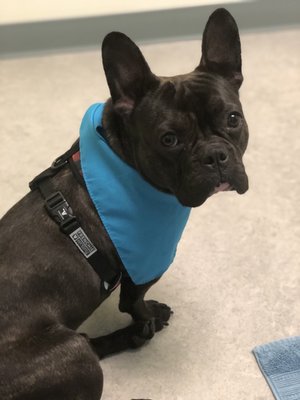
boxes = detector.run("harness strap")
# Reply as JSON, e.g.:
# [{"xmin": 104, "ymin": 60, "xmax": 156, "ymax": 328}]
[
  {"xmin": 29, "ymin": 140, "xmax": 80, "ymax": 191},
  {"xmin": 29, "ymin": 142, "xmax": 122, "ymax": 293}
]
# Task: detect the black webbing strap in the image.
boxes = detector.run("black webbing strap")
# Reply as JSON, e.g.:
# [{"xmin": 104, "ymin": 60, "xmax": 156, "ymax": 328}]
[
  {"xmin": 29, "ymin": 143, "xmax": 122, "ymax": 293},
  {"xmin": 29, "ymin": 140, "xmax": 80, "ymax": 191}
]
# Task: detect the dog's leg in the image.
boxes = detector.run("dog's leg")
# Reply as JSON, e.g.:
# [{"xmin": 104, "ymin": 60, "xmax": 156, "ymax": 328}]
[
  {"xmin": 89, "ymin": 319, "xmax": 156, "ymax": 359},
  {"xmin": 89, "ymin": 277, "xmax": 172, "ymax": 359},
  {"xmin": 119, "ymin": 276, "xmax": 173, "ymax": 331},
  {"xmin": 0, "ymin": 324, "xmax": 103, "ymax": 400}
]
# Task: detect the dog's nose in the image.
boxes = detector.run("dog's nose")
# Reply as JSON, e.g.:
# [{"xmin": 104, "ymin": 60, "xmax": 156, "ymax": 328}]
[{"xmin": 203, "ymin": 148, "xmax": 229, "ymax": 168}]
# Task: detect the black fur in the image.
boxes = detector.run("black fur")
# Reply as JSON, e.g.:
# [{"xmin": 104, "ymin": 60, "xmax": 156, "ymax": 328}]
[{"xmin": 0, "ymin": 8, "xmax": 248, "ymax": 399}]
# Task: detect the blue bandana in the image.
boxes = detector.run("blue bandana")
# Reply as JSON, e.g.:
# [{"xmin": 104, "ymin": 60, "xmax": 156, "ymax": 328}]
[{"xmin": 79, "ymin": 103, "xmax": 191, "ymax": 285}]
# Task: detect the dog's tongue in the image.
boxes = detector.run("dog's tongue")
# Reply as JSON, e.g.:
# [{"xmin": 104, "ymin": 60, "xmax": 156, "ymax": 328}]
[{"xmin": 212, "ymin": 182, "xmax": 231, "ymax": 194}]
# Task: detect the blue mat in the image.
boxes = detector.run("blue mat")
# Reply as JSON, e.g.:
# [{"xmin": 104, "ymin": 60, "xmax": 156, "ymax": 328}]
[{"xmin": 253, "ymin": 336, "xmax": 300, "ymax": 400}]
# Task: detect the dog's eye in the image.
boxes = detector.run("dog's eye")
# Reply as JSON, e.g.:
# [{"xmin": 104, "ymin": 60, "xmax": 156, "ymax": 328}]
[
  {"xmin": 161, "ymin": 133, "xmax": 178, "ymax": 147},
  {"xmin": 227, "ymin": 112, "xmax": 242, "ymax": 129}
]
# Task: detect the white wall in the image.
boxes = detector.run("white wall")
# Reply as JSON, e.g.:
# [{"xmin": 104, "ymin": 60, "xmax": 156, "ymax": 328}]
[{"xmin": 0, "ymin": 0, "xmax": 242, "ymax": 24}]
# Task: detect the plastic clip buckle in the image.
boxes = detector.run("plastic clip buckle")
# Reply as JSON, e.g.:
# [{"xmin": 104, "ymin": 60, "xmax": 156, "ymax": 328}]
[
  {"xmin": 51, "ymin": 156, "xmax": 68, "ymax": 170},
  {"xmin": 103, "ymin": 272, "xmax": 123, "ymax": 293},
  {"xmin": 45, "ymin": 192, "xmax": 78, "ymax": 234}
]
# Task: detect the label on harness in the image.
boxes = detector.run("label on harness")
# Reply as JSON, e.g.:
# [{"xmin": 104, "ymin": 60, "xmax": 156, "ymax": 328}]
[{"xmin": 69, "ymin": 228, "xmax": 97, "ymax": 258}]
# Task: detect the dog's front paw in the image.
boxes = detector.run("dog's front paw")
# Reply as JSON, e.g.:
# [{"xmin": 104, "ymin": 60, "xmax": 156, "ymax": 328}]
[
  {"xmin": 129, "ymin": 319, "xmax": 156, "ymax": 349},
  {"xmin": 145, "ymin": 300, "xmax": 173, "ymax": 331}
]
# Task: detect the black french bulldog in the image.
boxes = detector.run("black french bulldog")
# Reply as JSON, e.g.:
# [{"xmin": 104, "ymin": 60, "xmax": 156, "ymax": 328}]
[{"xmin": 0, "ymin": 8, "xmax": 248, "ymax": 400}]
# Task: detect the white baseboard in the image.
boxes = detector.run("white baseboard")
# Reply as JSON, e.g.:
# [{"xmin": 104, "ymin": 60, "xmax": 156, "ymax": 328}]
[
  {"xmin": 0, "ymin": 0, "xmax": 243, "ymax": 25},
  {"xmin": 0, "ymin": 0, "xmax": 299, "ymax": 57}
]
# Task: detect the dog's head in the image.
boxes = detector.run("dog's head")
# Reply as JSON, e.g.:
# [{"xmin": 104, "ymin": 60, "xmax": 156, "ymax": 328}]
[{"xmin": 102, "ymin": 8, "xmax": 249, "ymax": 207}]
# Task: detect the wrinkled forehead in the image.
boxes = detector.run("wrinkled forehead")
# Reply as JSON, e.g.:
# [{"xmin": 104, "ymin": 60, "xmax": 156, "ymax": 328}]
[{"xmin": 154, "ymin": 72, "xmax": 239, "ymax": 115}]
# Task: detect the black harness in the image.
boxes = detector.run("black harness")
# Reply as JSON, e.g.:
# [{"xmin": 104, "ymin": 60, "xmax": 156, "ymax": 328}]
[{"xmin": 29, "ymin": 140, "xmax": 122, "ymax": 293}]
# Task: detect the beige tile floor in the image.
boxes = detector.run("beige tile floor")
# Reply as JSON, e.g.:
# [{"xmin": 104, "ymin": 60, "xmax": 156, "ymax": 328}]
[{"xmin": 0, "ymin": 26, "xmax": 300, "ymax": 400}]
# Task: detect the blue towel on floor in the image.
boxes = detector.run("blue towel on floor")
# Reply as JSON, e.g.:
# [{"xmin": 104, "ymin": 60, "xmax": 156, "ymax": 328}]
[{"xmin": 253, "ymin": 336, "xmax": 300, "ymax": 400}]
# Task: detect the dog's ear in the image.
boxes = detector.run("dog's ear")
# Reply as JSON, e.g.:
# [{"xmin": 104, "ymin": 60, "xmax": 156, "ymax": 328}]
[
  {"xmin": 197, "ymin": 8, "xmax": 243, "ymax": 89},
  {"xmin": 102, "ymin": 32, "xmax": 158, "ymax": 116}
]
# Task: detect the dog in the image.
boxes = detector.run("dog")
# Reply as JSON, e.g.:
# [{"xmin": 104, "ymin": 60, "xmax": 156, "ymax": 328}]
[{"xmin": 0, "ymin": 8, "xmax": 249, "ymax": 400}]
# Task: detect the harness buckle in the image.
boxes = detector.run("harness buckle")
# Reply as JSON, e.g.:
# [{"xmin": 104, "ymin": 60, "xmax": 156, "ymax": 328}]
[
  {"xmin": 51, "ymin": 156, "xmax": 68, "ymax": 170},
  {"xmin": 45, "ymin": 192, "xmax": 79, "ymax": 234},
  {"xmin": 103, "ymin": 271, "xmax": 122, "ymax": 293}
]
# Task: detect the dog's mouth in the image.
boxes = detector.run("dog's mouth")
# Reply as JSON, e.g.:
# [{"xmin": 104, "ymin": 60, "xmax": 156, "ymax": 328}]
[
  {"xmin": 210, "ymin": 173, "xmax": 249, "ymax": 198},
  {"xmin": 209, "ymin": 182, "xmax": 233, "ymax": 196},
  {"xmin": 176, "ymin": 182, "xmax": 234, "ymax": 207},
  {"xmin": 176, "ymin": 171, "xmax": 248, "ymax": 207}
]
